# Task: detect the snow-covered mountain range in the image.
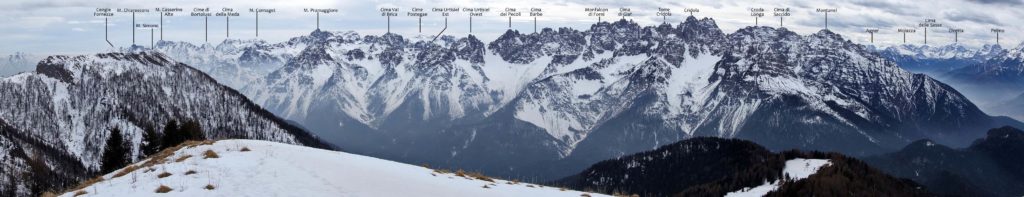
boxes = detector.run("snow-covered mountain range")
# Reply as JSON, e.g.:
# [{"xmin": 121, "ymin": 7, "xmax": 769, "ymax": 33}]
[
  {"xmin": 875, "ymin": 43, "xmax": 1005, "ymax": 75},
  {"xmin": 875, "ymin": 42, "xmax": 1024, "ymax": 120},
  {"xmin": 943, "ymin": 42, "xmax": 1024, "ymax": 88},
  {"xmin": 136, "ymin": 16, "xmax": 1019, "ymax": 180},
  {"xmin": 0, "ymin": 52, "xmax": 327, "ymax": 196},
  {"xmin": 939, "ymin": 43, "xmax": 1024, "ymax": 120},
  {"xmin": 58, "ymin": 140, "xmax": 605, "ymax": 197},
  {"xmin": 127, "ymin": 37, "xmax": 308, "ymax": 90}
]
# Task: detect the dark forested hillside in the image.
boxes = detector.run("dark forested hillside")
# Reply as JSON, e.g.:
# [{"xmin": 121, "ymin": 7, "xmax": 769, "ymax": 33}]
[
  {"xmin": 555, "ymin": 137, "xmax": 785, "ymax": 196},
  {"xmin": 554, "ymin": 137, "xmax": 930, "ymax": 196},
  {"xmin": 865, "ymin": 126, "xmax": 1024, "ymax": 197},
  {"xmin": 767, "ymin": 151, "xmax": 930, "ymax": 197},
  {"xmin": 0, "ymin": 119, "xmax": 89, "ymax": 197}
]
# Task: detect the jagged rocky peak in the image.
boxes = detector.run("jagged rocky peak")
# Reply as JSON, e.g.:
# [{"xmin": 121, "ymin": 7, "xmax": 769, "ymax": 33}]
[
  {"xmin": 676, "ymin": 16, "xmax": 724, "ymax": 39},
  {"xmin": 979, "ymin": 43, "xmax": 1005, "ymax": 56},
  {"xmin": 286, "ymin": 42, "xmax": 335, "ymax": 70},
  {"xmin": 216, "ymin": 38, "xmax": 267, "ymax": 52},
  {"xmin": 806, "ymin": 29, "xmax": 879, "ymax": 55},
  {"xmin": 494, "ymin": 29, "xmax": 525, "ymax": 42},
  {"xmin": 364, "ymin": 32, "xmax": 409, "ymax": 49},
  {"xmin": 654, "ymin": 21, "xmax": 674, "ymax": 30},
  {"xmin": 452, "ymin": 34, "xmax": 485, "ymax": 63},
  {"xmin": 309, "ymin": 28, "xmax": 334, "ymax": 40},
  {"xmin": 488, "ymin": 25, "xmax": 602, "ymax": 64},
  {"xmin": 808, "ymin": 29, "xmax": 844, "ymax": 40},
  {"xmin": 488, "ymin": 29, "xmax": 537, "ymax": 64},
  {"xmin": 409, "ymin": 39, "xmax": 458, "ymax": 73},
  {"xmin": 685, "ymin": 15, "xmax": 717, "ymax": 26},
  {"xmin": 590, "ymin": 19, "xmax": 643, "ymax": 35},
  {"xmin": 489, "ymin": 28, "xmax": 586, "ymax": 64},
  {"xmin": 239, "ymin": 45, "xmax": 283, "ymax": 66},
  {"xmin": 286, "ymin": 29, "xmax": 361, "ymax": 45},
  {"xmin": 727, "ymin": 26, "xmax": 802, "ymax": 47},
  {"xmin": 589, "ymin": 19, "xmax": 645, "ymax": 52}
]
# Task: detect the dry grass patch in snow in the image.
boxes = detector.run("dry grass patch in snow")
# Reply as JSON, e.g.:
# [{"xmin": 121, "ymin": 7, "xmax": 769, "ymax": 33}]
[
  {"xmin": 467, "ymin": 172, "xmax": 495, "ymax": 182},
  {"xmin": 155, "ymin": 185, "xmax": 172, "ymax": 193},
  {"xmin": 203, "ymin": 150, "xmax": 219, "ymax": 159},
  {"xmin": 59, "ymin": 140, "xmax": 217, "ymax": 196},
  {"xmin": 157, "ymin": 172, "xmax": 172, "ymax": 178},
  {"xmin": 69, "ymin": 176, "xmax": 104, "ymax": 191},
  {"xmin": 112, "ymin": 165, "xmax": 139, "ymax": 178},
  {"xmin": 448, "ymin": 169, "xmax": 495, "ymax": 182},
  {"xmin": 144, "ymin": 140, "xmax": 214, "ymax": 167},
  {"xmin": 174, "ymin": 155, "xmax": 193, "ymax": 162}
]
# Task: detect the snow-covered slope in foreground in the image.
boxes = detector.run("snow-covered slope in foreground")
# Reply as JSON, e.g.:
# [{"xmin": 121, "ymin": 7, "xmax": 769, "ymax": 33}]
[
  {"xmin": 724, "ymin": 158, "xmax": 831, "ymax": 197},
  {"xmin": 60, "ymin": 140, "xmax": 607, "ymax": 197}
]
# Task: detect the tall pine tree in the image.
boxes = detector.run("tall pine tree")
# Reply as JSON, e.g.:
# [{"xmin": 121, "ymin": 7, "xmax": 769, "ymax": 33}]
[
  {"xmin": 161, "ymin": 120, "xmax": 181, "ymax": 149},
  {"xmin": 181, "ymin": 120, "xmax": 206, "ymax": 141},
  {"xmin": 142, "ymin": 125, "xmax": 161, "ymax": 156},
  {"xmin": 101, "ymin": 127, "xmax": 128, "ymax": 173},
  {"xmin": 160, "ymin": 119, "xmax": 206, "ymax": 149}
]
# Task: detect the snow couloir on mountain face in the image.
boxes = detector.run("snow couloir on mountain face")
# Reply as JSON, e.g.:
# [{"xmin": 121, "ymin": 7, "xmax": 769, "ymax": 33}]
[
  {"xmin": 152, "ymin": 16, "xmax": 1014, "ymax": 179},
  {"xmin": 0, "ymin": 52, "xmax": 327, "ymax": 196},
  {"xmin": 58, "ymin": 140, "xmax": 606, "ymax": 197}
]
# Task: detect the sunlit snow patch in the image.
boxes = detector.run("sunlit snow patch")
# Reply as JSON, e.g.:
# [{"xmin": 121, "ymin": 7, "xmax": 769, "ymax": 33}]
[{"xmin": 724, "ymin": 158, "xmax": 831, "ymax": 197}]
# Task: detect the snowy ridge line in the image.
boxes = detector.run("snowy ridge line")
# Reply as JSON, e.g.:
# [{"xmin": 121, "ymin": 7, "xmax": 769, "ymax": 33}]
[{"xmin": 59, "ymin": 140, "xmax": 608, "ymax": 197}]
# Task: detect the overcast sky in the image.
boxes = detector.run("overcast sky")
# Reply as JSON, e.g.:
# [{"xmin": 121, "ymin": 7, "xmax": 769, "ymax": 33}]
[{"xmin": 1, "ymin": 0, "xmax": 1022, "ymax": 55}]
